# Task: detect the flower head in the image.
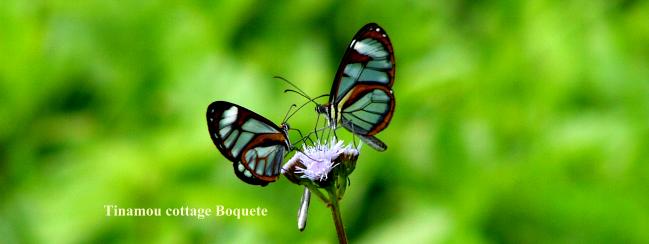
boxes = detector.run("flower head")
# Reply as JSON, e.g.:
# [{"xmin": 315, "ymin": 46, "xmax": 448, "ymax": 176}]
[
  {"xmin": 282, "ymin": 138, "xmax": 362, "ymax": 234},
  {"xmin": 283, "ymin": 139, "xmax": 359, "ymax": 185}
]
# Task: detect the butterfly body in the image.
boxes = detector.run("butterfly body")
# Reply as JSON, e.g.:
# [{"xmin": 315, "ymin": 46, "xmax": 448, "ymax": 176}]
[
  {"xmin": 316, "ymin": 23, "xmax": 396, "ymax": 151},
  {"xmin": 207, "ymin": 101, "xmax": 290, "ymax": 186}
]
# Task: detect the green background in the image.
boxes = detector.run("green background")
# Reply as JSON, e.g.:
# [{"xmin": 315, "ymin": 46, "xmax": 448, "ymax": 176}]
[{"xmin": 2, "ymin": 1, "xmax": 648, "ymax": 243}]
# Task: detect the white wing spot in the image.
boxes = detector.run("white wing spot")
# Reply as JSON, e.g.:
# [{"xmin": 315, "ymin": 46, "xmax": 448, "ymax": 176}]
[
  {"xmin": 350, "ymin": 39, "xmax": 356, "ymax": 48},
  {"xmin": 382, "ymin": 34, "xmax": 386, "ymax": 37},
  {"xmin": 354, "ymin": 38, "xmax": 388, "ymax": 58},
  {"xmin": 375, "ymin": 28, "xmax": 380, "ymax": 32},
  {"xmin": 220, "ymin": 106, "xmax": 238, "ymax": 127},
  {"xmin": 223, "ymin": 106, "xmax": 238, "ymax": 118}
]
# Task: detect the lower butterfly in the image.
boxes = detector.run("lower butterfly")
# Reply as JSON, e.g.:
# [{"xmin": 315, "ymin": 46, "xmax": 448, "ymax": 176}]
[{"xmin": 206, "ymin": 101, "xmax": 291, "ymax": 186}]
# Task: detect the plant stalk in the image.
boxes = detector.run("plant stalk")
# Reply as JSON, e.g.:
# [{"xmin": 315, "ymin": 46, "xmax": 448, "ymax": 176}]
[
  {"xmin": 327, "ymin": 189, "xmax": 348, "ymax": 244},
  {"xmin": 305, "ymin": 184, "xmax": 329, "ymax": 204}
]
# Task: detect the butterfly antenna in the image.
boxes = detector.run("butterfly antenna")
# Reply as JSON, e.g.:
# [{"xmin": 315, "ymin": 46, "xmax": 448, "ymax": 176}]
[
  {"xmin": 284, "ymin": 89, "xmax": 324, "ymax": 108},
  {"xmin": 284, "ymin": 89, "xmax": 310, "ymax": 100},
  {"xmin": 282, "ymin": 104, "xmax": 297, "ymax": 124},
  {"xmin": 275, "ymin": 76, "xmax": 330, "ymax": 109},
  {"xmin": 284, "ymin": 93, "xmax": 330, "ymax": 123},
  {"xmin": 274, "ymin": 76, "xmax": 312, "ymax": 99}
]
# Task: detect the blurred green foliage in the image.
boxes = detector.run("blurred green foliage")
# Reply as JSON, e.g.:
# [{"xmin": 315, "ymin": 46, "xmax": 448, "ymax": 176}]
[{"xmin": 1, "ymin": 0, "xmax": 649, "ymax": 243}]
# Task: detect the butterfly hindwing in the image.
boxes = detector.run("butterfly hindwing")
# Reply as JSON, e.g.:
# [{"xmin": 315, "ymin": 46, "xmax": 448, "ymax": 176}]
[
  {"xmin": 340, "ymin": 85, "xmax": 395, "ymax": 136},
  {"xmin": 207, "ymin": 101, "xmax": 289, "ymax": 186}
]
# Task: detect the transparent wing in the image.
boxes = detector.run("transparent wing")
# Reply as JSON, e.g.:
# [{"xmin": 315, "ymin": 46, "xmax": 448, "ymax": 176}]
[
  {"xmin": 330, "ymin": 23, "xmax": 395, "ymax": 105},
  {"xmin": 233, "ymin": 144, "xmax": 286, "ymax": 185},
  {"xmin": 340, "ymin": 86, "xmax": 395, "ymax": 136},
  {"xmin": 207, "ymin": 101, "xmax": 288, "ymax": 186}
]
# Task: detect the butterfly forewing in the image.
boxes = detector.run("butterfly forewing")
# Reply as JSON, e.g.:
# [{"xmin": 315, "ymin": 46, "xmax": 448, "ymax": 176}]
[
  {"xmin": 330, "ymin": 23, "xmax": 395, "ymax": 105},
  {"xmin": 325, "ymin": 23, "xmax": 396, "ymax": 147},
  {"xmin": 207, "ymin": 101, "xmax": 289, "ymax": 186}
]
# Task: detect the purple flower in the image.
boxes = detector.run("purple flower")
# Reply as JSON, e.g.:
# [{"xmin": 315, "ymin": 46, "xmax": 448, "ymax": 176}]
[{"xmin": 283, "ymin": 139, "xmax": 359, "ymax": 185}]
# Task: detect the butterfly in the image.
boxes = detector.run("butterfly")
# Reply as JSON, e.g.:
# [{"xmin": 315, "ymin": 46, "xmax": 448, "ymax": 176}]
[
  {"xmin": 206, "ymin": 101, "xmax": 291, "ymax": 186},
  {"xmin": 316, "ymin": 23, "xmax": 396, "ymax": 151}
]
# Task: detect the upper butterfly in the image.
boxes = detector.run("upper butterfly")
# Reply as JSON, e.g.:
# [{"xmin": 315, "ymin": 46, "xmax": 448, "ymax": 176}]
[
  {"xmin": 207, "ymin": 101, "xmax": 290, "ymax": 186},
  {"xmin": 316, "ymin": 23, "xmax": 395, "ymax": 151}
]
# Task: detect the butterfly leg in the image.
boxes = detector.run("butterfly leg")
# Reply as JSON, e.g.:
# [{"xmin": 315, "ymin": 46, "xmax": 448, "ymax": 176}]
[
  {"xmin": 332, "ymin": 124, "xmax": 340, "ymax": 141},
  {"xmin": 290, "ymin": 127, "xmax": 314, "ymax": 146},
  {"xmin": 313, "ymin": 113, "xmax": 321, "ymax": 142},
  {"xmin": 348, "ymin": 121, "xmax": 358, "ymax": 149},
  {"xmin": 290, "ymin": 127, "xmax": 328, "ymax": 148},
  {"xmin": 324, "ymin": 123, "xmax": 331, "ymax": 143}
]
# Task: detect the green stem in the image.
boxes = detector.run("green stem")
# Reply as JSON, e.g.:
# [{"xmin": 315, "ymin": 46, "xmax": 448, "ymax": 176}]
[
  {"xmin": 327, "ymin": 189, "xmax": 348, "ymax": 244},
  {"xmin": 305, "ymin": 184, "xmax": 329, "ymax": 204},
  {"xmin": 337, "ymin": 174, "xmax": 348, "ymax": 199}
]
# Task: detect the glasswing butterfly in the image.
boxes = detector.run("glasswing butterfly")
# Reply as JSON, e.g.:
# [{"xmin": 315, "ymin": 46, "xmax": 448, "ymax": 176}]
[
  {"xmin": 206, "ymin": 101, "xmax": 292, "ymax": 186},
  {"xmin": 315, "ymin": 23, "xmax": 396, "ymax": 151}
]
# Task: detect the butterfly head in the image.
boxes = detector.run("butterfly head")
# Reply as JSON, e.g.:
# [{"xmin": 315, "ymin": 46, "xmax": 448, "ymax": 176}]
[
  {"xmin": 281, "ymin": 122, "xmax": 290, "ymax": 133},
  {"xmin": 316, "ymin": 103, "xmax": 337, "ymax": 128},
  {"xmin": 315, "ymin": 104, "xmax": 328, "ymax": 115},
  {"xmin": 280, "ymin": 122, "xmax": 292, "ymax": 147}
]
